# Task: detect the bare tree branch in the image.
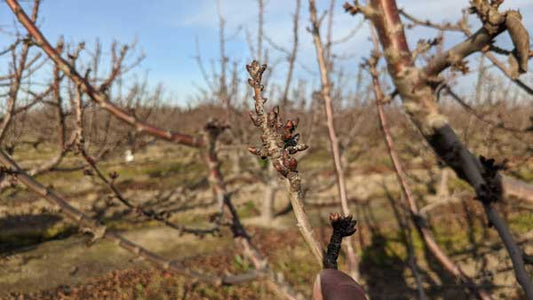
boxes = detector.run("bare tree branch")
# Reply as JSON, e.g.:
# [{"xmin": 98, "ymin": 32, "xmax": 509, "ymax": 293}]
[
  {"xmin": 247, "ymin": 60, "xmax": 324, "ymax": 266},
  {"xmin": 5, "ymin": 0, "xmax": 204, "ymax": 148}
]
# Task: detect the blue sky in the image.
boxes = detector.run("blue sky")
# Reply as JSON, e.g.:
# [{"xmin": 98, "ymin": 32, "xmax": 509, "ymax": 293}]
[{"xmin": 1, "ymin": 0, "xmax": 532, "ymax": 105}]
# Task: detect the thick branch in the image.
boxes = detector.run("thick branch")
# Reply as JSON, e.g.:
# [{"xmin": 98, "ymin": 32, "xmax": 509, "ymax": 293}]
[
  {"xmin": 344, "ymin": 0, "xmax": 533, "ymax": 297},
  {"xmin": 368, "ymin": 49, "xmax": 492, "ymax": 300},
  {"xmin": 426, "ymin": 27, "xmax": 504, "ymax": 77}
]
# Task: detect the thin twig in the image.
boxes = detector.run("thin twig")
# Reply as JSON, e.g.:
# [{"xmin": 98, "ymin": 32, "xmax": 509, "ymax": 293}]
[
  {"xmin": 246, "ymin": 60, "xmax": 324, "ymax": 266},
  {"xmin": 309, "ymin": 0, "xmax": 359, "ymax": 279}
]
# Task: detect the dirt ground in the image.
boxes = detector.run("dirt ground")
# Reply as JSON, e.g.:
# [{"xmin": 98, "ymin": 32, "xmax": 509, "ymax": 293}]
[{"xmin": 1, "ymin": 143, "xmax": 532, "ymax": 300}]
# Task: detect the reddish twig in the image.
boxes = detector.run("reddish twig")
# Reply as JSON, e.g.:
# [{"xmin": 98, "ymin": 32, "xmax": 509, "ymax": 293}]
[{"xmin": 5, "ymin": 0, "xmax": 203, "ymax": 148}]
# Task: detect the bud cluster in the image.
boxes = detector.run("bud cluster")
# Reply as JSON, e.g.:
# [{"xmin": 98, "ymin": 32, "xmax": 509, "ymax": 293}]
[{"xmin": 246, "ymin": 60, "xmax": 308, "ymax": 177}]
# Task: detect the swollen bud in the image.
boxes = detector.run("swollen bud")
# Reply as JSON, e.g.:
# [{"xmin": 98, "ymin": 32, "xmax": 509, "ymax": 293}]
[
  {"xmin": 248, "ymin": 111, "xmax": 260, "ymax": 126},
  {"xmin": 248, "ymin": 147, "xmax": 259, "ymax": 155},
  {"xmin": 293, "ymin": 117, "xmax": 300, "ymax": 129},
  {"xmin": 273, "ymin": 105, "xmax": 280, "ymax": 116},
  {"xmin": 285, "ymin": 120, "xmax": 295, "ymax": 132},
  {"xmin": 287, "ymin": 157, "xmax": 298, "ymax": 171}
]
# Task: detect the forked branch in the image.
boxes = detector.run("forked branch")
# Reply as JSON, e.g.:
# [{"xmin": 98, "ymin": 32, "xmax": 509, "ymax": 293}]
[{"xmin": 344, "ymin": 0, "xmax": 533, "ymax": 297}]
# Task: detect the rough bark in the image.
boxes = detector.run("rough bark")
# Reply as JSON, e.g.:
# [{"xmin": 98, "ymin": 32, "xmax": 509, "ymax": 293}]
[
  {"xmin": 369, "ymin": 51, "xmax": 492, "ymax": 299},
  {"xmin": 344, "ymin": 0, "xmax": 533, "ymax": 297}
]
